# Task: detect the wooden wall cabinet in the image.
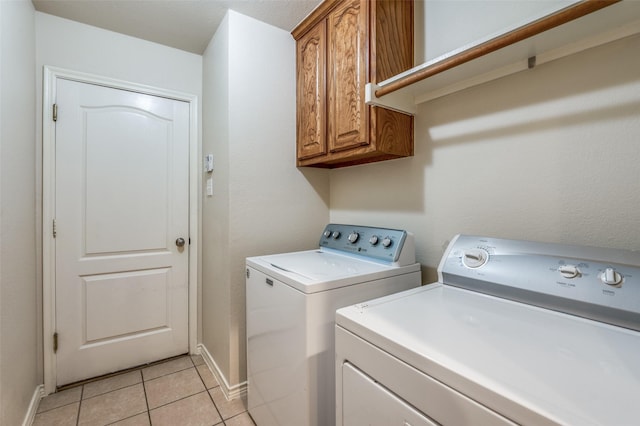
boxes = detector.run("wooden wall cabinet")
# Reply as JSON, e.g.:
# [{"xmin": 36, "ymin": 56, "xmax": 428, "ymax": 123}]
[{"xmin": 293, "ymin": 0, "xmax": 414, "ymax": 168}]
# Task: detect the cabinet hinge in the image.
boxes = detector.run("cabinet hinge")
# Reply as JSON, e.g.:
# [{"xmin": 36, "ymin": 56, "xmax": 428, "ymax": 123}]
[
  {"xmin": 52, "ymin": 104, "xmax": 58, "ymax": 122},
  {"xmin": 53, "ymin": 219, "xmax": 57, "ymax": 238},
  {"xmin": 53, "ymin": 332, "xmax": 58, "ymax": 354}
]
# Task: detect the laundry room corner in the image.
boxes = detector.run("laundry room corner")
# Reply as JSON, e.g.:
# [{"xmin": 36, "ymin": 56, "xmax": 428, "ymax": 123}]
[{"xmin": 200, "ymin": 9, "xmax": 330, "ymax": 396}]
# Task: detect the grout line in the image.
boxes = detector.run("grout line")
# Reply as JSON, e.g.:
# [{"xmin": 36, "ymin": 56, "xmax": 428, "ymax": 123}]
[
  {"xmin": 205, "ymin": 383, "xmax": 224, "ymax": 422},
  {"xmin": 35, "ymin": 399, "xmax": 80, "ymax": 415},
  {"xmin": 148, "ymin": 388, "xmax": 212, "ymax": 411},
  {"xmin": 225, "ymin": 411, "xmax": 257, "ymax": 425},
  {"xmin": 104, "ymin": 410, "xmax": 148, "ymax": 426},
  {"xmin": 75, "ymin": 386, "xmax": 83, "ymax": 426},
  {"xmin": 141, "ymin": 357, "xmax": 197, "ymax": 383},
  {"xmin": 81, "ymin": 371, "xmax": 144, "ymax": 401},
  {"xmin": 82, "ymin": 382, "xmax": 142, "ymax": 402},
  {"xmin": 141, "ymin": 375, "xmax": 152, "ymax": 426},
  {"xmin": 193, "ymin": 363, "xmax": 221, "ymax": 391}
]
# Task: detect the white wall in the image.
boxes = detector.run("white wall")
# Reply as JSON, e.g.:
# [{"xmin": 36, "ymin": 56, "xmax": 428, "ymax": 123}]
[
  {"xmin": 0, "ymin": 1, "xmax": 37, "ymax": 424},
  {"xmin": 418, "ymin": 0, "xmax": 576, "ymax": 62},
  {"xmin": 202, "ymin": 11, "xmax": 233, "ymax": 389},
  {"xmin": 202, "ymin": 10, "xmax": 329, "ymax": 389},
  {"xmin": 330, "ymin": 33, "xmax": 640, "ymax": 283},
  {"xmin": 35, "ymin": 11, "xmax": 203, "ymax": 385}
]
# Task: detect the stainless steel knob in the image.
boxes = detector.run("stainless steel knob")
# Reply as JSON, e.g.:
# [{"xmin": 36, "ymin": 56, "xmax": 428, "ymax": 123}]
[{"xmin": 176, "ymin": 237, "xmax": 186, "ymax": 247}]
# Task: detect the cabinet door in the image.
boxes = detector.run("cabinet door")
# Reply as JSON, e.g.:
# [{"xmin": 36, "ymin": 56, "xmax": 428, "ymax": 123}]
[
  {"xmin": 327, "ymin": 0, "xmax": 368, "ymax": 153},
  {"xmin": 296, "ymin": 21, "xmax": 327, "ymax": 160}
]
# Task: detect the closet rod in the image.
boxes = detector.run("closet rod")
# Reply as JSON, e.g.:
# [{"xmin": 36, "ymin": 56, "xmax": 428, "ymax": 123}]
[{"xmin": 375, "ymin": 0, "xmax": 619, "ymax": 98}]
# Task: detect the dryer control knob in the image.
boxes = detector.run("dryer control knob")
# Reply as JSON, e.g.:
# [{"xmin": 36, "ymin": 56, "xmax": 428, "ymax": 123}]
[
  {"xmin": 382, "ymin": 237, "xmax": 393, "ymax": 248},
  {"xmin": 600, "ymin": 268, "xmax": 623, "ymax": 286},
  {"xmin": 348, "ymin": 232, "xmax": 359, "ymax": 244},
  {"xmin": 332, "ymin": 231, "xmax": 341, "ymax": 239},
  {"xmin": 558, "ymin": 264, "xmax": 580, "ymax": 279},
  {"xmin": 369, "ymin": 235, "xmax": 379, "ymax": 246},
  {"xmin": 323, "ymin": 230, "xmax": 332, "ymax": 238},
  {"xmin": 463, "ymin": 249, "xmax": 489, "ymax": 268}
]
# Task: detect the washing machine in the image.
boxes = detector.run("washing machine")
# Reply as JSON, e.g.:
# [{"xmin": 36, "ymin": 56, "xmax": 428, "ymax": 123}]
[
  {"xmin": 246, "ymin": 224, "xmax": 421, "ymax": 426},
  {"xmin": 336, "ymin": 234, "xmax": 640, "ymax": 425}
]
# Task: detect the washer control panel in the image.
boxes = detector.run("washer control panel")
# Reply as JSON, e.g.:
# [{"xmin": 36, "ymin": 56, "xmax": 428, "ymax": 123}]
[
  {"xmin": 319, "ymin": 224, "xmax": 411, "ymax": 264},
  {"xmin": 440, "ymin": 234, "xmax": 640, "ymax": 331}
]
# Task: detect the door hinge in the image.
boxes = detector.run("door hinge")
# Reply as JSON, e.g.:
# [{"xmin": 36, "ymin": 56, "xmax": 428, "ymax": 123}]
[
  {"xmin": 52, "ymin": 104, "xmax": 58, "ymax": 122},
  {"xmin": 53, "ymin": 332, "xmax": 58, "ymax": 353},
  {"xmin": 53, "ymin": 219, "xmax": 57, "ymax": 238}
]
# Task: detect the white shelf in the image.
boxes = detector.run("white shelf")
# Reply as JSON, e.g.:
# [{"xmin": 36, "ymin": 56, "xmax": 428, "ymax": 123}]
[{"xmin": 366, "ymin": 1, "xmax": 640, "ymax": 115}]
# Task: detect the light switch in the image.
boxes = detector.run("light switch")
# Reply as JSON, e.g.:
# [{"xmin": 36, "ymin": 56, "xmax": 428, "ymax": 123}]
[{"xmin": 206, "ymin": 177, "xmax": 213, "ymax": 196}]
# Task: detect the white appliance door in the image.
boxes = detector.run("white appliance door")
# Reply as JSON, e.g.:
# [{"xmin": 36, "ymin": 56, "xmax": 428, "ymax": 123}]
[
  {"xmin": 343, "ymin": 363, "xmax": 438, "ymax": 426},
  {"xmin": 54, "ymin": 78, "xmax": 189, "ymax": 386}
]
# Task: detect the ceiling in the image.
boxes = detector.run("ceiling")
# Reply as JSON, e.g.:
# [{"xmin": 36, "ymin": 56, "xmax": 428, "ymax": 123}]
[{"xmin": 32, "ymin": 0, "xmax": 323, "ymax": 54}]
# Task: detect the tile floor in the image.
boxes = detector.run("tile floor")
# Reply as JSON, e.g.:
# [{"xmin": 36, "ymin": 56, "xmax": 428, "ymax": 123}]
[{"xmin": 33, "ymin": 355, "xmax": 255, "ymax": 426}]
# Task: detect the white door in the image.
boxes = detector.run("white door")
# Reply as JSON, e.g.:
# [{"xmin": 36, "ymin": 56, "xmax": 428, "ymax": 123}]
[{"xmin": 54, "ymin": 78, "xmax": 190, "ymax": 386}]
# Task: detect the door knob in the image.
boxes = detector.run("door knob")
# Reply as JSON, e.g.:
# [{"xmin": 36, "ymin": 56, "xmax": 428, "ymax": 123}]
[{"xmin": 176, "ymin": 237, "xmax": 186, "ymax": 247}]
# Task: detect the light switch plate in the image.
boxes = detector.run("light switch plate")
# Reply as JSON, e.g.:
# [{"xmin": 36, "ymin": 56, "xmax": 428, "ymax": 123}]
[{"xmin": 206, "ymin": 177, "xmax": 213, "ymax": 196}]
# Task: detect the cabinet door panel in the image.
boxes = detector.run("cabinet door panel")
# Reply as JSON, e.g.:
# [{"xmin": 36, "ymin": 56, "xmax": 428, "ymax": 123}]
[
  {"xmin": 328, "ymin": 0, "xmax": 368, "ymax": 153},
  {"xmin": 297, "ymin": 21, "xmax": 327, "ymax": 160}
]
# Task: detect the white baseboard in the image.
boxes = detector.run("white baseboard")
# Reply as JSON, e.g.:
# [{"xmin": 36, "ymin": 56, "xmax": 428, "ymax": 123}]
[
  {"xmin": 197, "ymin": 343, "xmax": 247, "ymax": 401},
  {"xmin": 22, "ymin": 384, "xmax": 45, "ymax": 426}
]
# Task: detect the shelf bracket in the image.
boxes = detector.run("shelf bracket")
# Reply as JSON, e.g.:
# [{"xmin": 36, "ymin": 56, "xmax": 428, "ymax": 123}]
[{"xmin": 365, "ymin": 83, "xmax": 417, "ymax": 116}]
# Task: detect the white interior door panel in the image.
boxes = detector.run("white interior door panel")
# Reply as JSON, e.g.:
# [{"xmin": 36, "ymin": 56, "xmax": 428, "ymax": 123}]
[{"xmin": 54, "ymin": 78, "xmax": 189, "ymax": 386}]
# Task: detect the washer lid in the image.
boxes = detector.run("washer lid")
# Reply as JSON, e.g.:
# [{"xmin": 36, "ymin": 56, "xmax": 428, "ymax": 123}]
[
  {"xmin": 247, "ymin": 250, "xmax": 419, "ymax": 293},
  {"xmin": 336, "ymin": 284, "xmax": 640, "ymax": 426}
]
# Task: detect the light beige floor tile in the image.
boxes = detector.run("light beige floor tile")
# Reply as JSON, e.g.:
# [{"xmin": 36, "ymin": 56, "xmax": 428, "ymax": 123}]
[
  {"xmin": 196, "ymin": 364, "xmax": 219, "ymax": 389},
  {"xmin": 191, "ymin": 354, "xmax": 205, "ymax": 366},
  {"xmin": 83, "ymin": 370, "xmax": 142, "ymax": 399},
  {"xmin": 149, "ymin": 391, "xmax": 222, "ymax": 426},
  {"xmin": 208, "ymin": 387, "xmax": 247, "ymax": 420},
  {"xmin": 37, "ymin": 386, "xmax": 82, "ymax": 413},
  {"xmin": 145, "ymin": 367, "xmax": 205, "ymax": 409},
  {"xmin": 78, "ymin": 383, "xmax": 147, "ymax": 425},
  {"xmin": 33, "ymin": 401, "xmax": 79, "ymax": 425},
  {"xmin": 224, "ymin": 412, "xmax": 256, "ymax": 426},
  {"xmin": 109, "ymin": 412, "xmax": 151, "ymax": 426},
  {"xmin": 142, "ymin": 356, "xmax": 194, "ymax": 381}
]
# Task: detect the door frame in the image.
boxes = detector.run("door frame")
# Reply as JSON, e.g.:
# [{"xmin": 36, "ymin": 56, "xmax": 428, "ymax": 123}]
[{"xmin": 42, "ymin": 66, "xmax": 200, "ymax": 394}]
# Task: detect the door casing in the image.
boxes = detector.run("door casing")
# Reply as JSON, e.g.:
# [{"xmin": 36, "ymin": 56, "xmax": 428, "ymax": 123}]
[{"xmin": 42, "ymin": 65, "xmax": 200, "ymax": 394}]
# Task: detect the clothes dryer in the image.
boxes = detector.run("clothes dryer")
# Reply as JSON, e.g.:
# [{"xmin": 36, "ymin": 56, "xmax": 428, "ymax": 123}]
[{"xmin": 336, "ymin": 234, "xmax": 640, "ymax": 425}]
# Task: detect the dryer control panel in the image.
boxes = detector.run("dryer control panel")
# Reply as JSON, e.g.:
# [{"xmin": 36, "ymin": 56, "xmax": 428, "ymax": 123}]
[
  {"xmin": 439, "ymin": 234, "xmax": 640, "ymax": 331},
  {"xmin": 319, "ymin": 224, "xmax": 415, "ymax": 266}
]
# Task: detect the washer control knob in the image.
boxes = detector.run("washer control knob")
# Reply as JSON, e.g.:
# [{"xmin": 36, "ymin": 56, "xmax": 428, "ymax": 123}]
[
  {"xmin": 463, "ymin": 249, "xmax": 489, "ymax": 268},
  {"xmin": 332, "ymin": 231, "xmax": 341, "ymax": 240},
  {"xmin": 558, "ymin": 264, "xmax": 580, "ymax": 279},
  {"xmin": 369, "ymin": 235, "xmax": 379, "ymax": 246},
  {"xmin": 323, "ymin": 230, "xmax": 332, "ymax": 238},
  {"xmin": 600, "ymin": 267, "xmax": 623, "ymax": 286},
  {"xmin": 348, "ymin": 232, "xmax": 359, "ymax": 244},
  {"xmin": 382, "ymin": 237, "xmax": 393, "ymax": 248}
]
